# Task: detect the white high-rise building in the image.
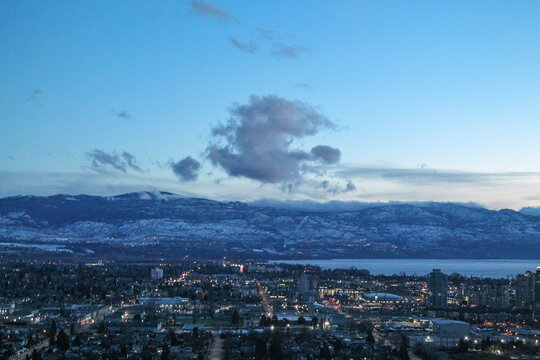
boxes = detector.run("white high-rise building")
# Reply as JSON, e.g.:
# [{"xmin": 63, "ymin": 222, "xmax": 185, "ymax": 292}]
[{"xmin": 151, "ymin": 267, "xmax": 164, "ymax": 280}]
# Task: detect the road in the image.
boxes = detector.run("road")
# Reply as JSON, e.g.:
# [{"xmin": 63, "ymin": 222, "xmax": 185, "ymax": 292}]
[
  {"xmin": 257, "ymin": 282, "xmax": 273, "ymax": 316},
  {"xmin": 207, "ymin": 336, "xmax": 224, "ymax": 360}
]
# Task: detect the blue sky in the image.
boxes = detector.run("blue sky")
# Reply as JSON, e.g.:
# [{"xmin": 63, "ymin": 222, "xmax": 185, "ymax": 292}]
[{"xmin": 2, "ymin": 1, "xmax": 540, "ymax": 209}]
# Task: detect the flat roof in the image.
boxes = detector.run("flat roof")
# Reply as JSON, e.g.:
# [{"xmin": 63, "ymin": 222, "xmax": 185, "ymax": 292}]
[{"xmin": 432, "ymin": 319, "xmax": 469, "ymax": 325}]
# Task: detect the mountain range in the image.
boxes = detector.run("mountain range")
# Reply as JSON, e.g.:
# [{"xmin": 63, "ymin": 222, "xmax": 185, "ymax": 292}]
[{"xmin": 1, "ymin": 191, "xmax": 540, "ymax": 259}]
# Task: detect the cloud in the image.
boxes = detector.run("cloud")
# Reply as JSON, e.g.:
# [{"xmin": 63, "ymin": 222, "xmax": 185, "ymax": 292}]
[
  {"xmin": 255, "ymin": 28, "xmax": 308, "ymax": 59},
  {"xmin": 27, "ymin": 89, "xmax": 44, "ymax": 105},
  {"xmin": 112, "ymin": 110, "xmax": 132, "ymax": 120},
  {"xmin": 229, "ymin": 37, "xmax": 258, "ymax": 54},
  {"xmin": 207, "ymin": 95, "xmax": 338, "ymax": 185},
  {"xmin": 171, "ymin": 156, "xmax": 201, "ymax": 182},
  {"xmin": 333, "ymin": 166, "xmax": 540, "ymax": 186},
  {"xmin": 87, "ymin": 149, "xmax": 143, "ymax": 173},
  {"xmin": 344, "ymin": 179, "xmax": 356, "ymax": 192},
  {"xmin": 190, "ymin": 0, "xmax": 233, "ymax": 21},
  {"xmin": 319, "ymin": 178, "xmax": 356, "ymax": 195},
  {"xmin": 295, "ymin": 82, "xmax": 314, "ymax": 92},
  {"xmin": 256, "ymin": 28, "xmax": 282, "ymax": 41},
  {"xmin": 272, "ymin": 43, "xmax": 308, "ymax": 58},
  {"xmin": 311, "ymin": 145, "xmax": 341, "ymax": 164}
]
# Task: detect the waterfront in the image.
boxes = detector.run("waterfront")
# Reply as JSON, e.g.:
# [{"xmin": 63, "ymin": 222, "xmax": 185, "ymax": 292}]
[{"xmin": 270, "ymin": 258, "xmax": 540, "ymax": 277}]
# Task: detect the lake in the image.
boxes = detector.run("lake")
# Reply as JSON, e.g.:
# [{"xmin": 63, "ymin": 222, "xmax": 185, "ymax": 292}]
[{"xmin": 269, "ymin": 259, "xmax": 540, "ymax": 278}]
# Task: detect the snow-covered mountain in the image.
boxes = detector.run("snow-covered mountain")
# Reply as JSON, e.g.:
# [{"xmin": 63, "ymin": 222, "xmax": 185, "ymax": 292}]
[{"xmin": 1, "ymin": 191, "xmax": 540, "ymax": 258}]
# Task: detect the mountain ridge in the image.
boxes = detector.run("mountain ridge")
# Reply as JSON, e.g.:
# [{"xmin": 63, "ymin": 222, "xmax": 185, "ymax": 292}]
[{"xmin": 1, "ymin": 192, "xmax": 540, "ymax": 259}]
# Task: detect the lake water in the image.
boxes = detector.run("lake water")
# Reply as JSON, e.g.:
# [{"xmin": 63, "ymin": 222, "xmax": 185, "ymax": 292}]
[{"xmin": 270, "ymin": 259, "xmax": 540, "ymax": 278}]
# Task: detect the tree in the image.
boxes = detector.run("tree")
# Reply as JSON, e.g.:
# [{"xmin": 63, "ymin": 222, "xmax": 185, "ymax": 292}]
[
  {"xmin": 269, "ymin": 335, "xmax": 284, "ymax": 360},
  {"xmin": 231, "ymin": 310, "xmax": 241, "ymax": 327},
  {"xmin": 31, "ymin": 349, "xmax": 41, "ymax": 360},
  {"xmin": 366, "ymin": 330, "xmax": 375, "ymax": 346},
  {"xmin": 27, "ymin": 330, "xmax": 34, "ymax": 347},
  {"xmin": 49, "ymin": 320, "xmax": 56, "ymax": 339},
  {"xmin": 319, "ymin": 343, "xmax": 331, "ymax": 360},
  {"xmin": 254, "ymin": 338, "xmax": 267, "ymax": 360},
  {"xmin": 98, "ymin": 321, "xmax": 106, "ymax": 333},
  {"xmin": 259, "ymin": 315, "xmax": 267, "ymax": 327},
  {"xmin": 458, "ymin": 338, "xmax": 470, "ymax": 354},
  {"xmin": 398, "ymin": 335, "xmax": 410, "ymax": 360},
  {"xmin": 73, "ymin": 334, "xmax": 81, "ymax": 347},
  {"xmin": 56, "ymin": 329, "xmax": 70, "ymax": 352},
  {"xmin": 481, "ymin": 337, "xmax": 491, "ymax": 351},
  {"xmin": 160, "ymin": 343, "xmax": 170, "ymax": 360},
  {"xmin": 169, "ymin": 331, "xmax": 179, "ymax": 346}
]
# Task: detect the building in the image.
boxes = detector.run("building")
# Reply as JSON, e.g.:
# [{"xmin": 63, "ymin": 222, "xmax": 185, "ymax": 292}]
[
  {"xmin": 151, "ymin": 267, "xmax": 164, "ymax": 280},
  {"xmin": 427, "ymin": 269, "xmax": 447, "ymax": 308},
  {"xmin": 462, "ymin": 280, "xmax": 509, "ymax": 309},
  {"xmin": 535, "ymin": 267, "xmax": 540, "ymax": 306},
  {"xmin": 516, "ymin": 271, "xmax": 535, "ymax": 309},
  {"xmin": 432, "ymin": 319, "xmax": 470, "ymax": 337},
  {"xmin": 297, "ymin": 274, "xmax": 311, "ymax": 293},
  {"xmin": 409, "ymin": 319, "xmax": 471, "ymax": 349}
]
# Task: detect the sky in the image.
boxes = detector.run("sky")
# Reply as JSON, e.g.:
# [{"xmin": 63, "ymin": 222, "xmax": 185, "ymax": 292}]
[{"xmin": 2, "ymin": 1, "xmax": 540, "ymax": 209}]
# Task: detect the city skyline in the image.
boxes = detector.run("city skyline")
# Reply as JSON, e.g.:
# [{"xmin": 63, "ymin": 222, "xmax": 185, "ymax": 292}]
[{"xmin": 3, "ymin": 1, "xmax": 540, "ymax": 209}]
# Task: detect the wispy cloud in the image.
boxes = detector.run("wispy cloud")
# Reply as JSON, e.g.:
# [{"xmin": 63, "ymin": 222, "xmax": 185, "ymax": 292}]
[
  {"xmin": 334, "ymin": 166, "xmax": 533, "ymax": 185},
  {"xmin": 27, "ymin": 89, "xmax": 44, "ymax": 105},
  {"xmin": 256, "ymin": 28, "xmax": 283, "ymax": 41},
  {"xmin": 229, "ymin": 36, "xmax": 258, "ymax": 54},
  {"xmin": 190, "ymin": 0, "xmax": 233, "ymax": 21},
  {"xmin": 87, "ymin": 149, "xmax": 143, "ymax": 173},
  {"xmin": 112, "ymin": 110, "xmax": 132, "ymax": 120},
  {"xmin": 255, "ymin": 28, "xmax": 309, "ymax": 59},
  {"xmin": 272, "ymin": 43, "xmax": 308, "ymax": 59}
]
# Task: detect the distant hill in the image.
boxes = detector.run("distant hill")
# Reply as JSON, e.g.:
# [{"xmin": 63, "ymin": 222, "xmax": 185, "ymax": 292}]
[
  {"xmin": 520, "ymin": 206, "xmax": 540, "ymax": 217},
  {"xmin": 1, "ymin": 191, "xmax": 540, "ymax": 259}
]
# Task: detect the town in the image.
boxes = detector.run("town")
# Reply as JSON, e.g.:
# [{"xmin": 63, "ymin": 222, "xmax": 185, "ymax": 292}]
[{"xmin": 1, "ymin": 261, "xmax": 540, "ymax": 360}]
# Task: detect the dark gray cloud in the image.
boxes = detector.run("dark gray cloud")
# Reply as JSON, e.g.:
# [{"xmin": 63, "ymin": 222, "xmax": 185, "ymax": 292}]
[
  {"xmin": 121, "ymin": 152, "xmax": 142, "ymax": 172},
  {"xmin": 190, "ymin": 0, "xmax": 233, "ymax": 21},
  {"xmin": 272, "ymin": 43, "xmax": 308, "ymax": 58},
  {"xmin": 229, "ymin": 37, "xmax": 258, "ymax": 54},
  {"xmin": 319, "ymin": 179, "xmax": 356, "ymax": 195},
  {"xmin": 207, "ymin": 95, "xmax": 338, "ymax": 184},
  {"xmin": 171, "ymin": 156, "xmax": 201, "ymax": 181},
  {"xmin": 113, "ymin": 110, "xmax": 132, "ymax": 120},
  {"xmin": 311, "ymin": 145, "xmax": 341, "ymax": 164},
  {"xmin": 87, "ymin": 149, "xmax": 143, "ymax": 173},
  {"xmin": 344, "ymin": 179, "xmax": 356, "ymax": 192}
]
